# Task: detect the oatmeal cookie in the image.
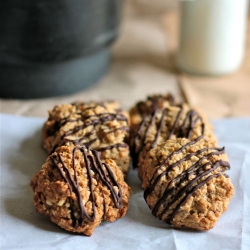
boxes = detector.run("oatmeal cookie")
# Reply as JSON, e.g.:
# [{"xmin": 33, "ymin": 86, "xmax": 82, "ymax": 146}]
[
  {"xmin": 42, "ymin": 101, "xmax": 130, "ymax": 174},
  {"xmin": 30, "ymin": 145, "xmax": 131, "ymax": 236},
  {"xmin": 130, "ymin": 103, "xmax": 217, "ymax": 177},
  {"xmin": 142, "ymin": 137, "xmax": 234, "ymax": 231},
  {"xmin": 129, "ymin": 93, "xmax": 176, "ymax": 128}
]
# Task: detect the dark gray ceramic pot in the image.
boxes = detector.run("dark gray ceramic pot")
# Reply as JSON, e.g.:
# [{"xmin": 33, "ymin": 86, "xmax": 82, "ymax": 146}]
[{"xmin": 0, "ymin": 0, "xmax": 122, "ymax": 98}]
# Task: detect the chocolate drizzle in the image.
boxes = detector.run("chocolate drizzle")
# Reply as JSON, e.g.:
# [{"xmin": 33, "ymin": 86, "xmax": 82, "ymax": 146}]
[
  {"xmin": 151, "ymin": 109, "xmax": 167, "ymax": 148},
  {"xmin": 136, "ymin": 94, "xmax": 175, "ymax": 117},
  {"xmin": 132, "ymin": 106, "xmax": 206, "ymax": 166},
  {"xmin": 176, "ymin": 109, "xmax": 205, "ymax": 138},
  {"xmin": 167, "ymin": 107, "xmax": 184, "ymax": 139},
  {"xmin": 49, "ymin": 106, "xmax": 129, "ymax": 153},
  {"xmin": 51, "ymin": 146, "xmax": 123, "ymax": 227},
  {"xmin": 63, "ymin": 112, "xmax": 128, "ymax": 138},
  {"xmin": 144, "ymin": 138, "xmax": 230, "ymax": 225}
]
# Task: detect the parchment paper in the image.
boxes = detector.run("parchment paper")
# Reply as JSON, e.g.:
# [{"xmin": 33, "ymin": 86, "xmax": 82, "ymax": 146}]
[{"xmin": 0, "ymin": 113, "xmax": 249, "ymax": 250}]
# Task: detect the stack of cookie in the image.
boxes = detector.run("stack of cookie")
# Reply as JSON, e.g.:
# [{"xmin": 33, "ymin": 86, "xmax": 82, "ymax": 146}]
[
  {"xmin": 30, "ymin": 101, "xmax": 131, "ymax": 236},
  {"xmin": 129, "ymin": 94, "xmax": 234, "ymax": 231}
]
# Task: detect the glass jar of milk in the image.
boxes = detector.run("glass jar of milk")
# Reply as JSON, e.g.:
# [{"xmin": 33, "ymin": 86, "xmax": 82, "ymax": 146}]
[{"xmin": 177, "ymin": 0, "xmax": 249, "ymax": 76}]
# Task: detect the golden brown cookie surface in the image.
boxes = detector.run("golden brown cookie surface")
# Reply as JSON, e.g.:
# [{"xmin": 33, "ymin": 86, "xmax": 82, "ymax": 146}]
[
  {"xmin": 142, "ymin": 137, "xmax": 234, "ymax": 231},
  {"xmin": 30, "ymin": 145, "xmax": 131, "ymax": 236}
]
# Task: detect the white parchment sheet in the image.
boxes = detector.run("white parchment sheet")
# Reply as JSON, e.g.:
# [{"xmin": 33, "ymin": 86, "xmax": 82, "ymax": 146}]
[{"xmin": 0, "ymin": 114, "xmax": 249, "ymax": 250}]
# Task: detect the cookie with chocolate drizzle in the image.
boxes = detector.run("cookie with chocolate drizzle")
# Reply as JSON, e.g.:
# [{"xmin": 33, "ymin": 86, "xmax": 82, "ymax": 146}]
[
  {"xmin": 42, "ymin": 101, "xmax": 131, "ymax": 174},
  {"xmin": 30, "ymin": 145, "xmax": 131, "ymax": 236},
  {"xmin": 142, "ymin": 137, "xmax": 234, "ymax": 231},
  {"xmin": 130, "ymin": 102, "xmax": 217, "ymax": 178},
  {"xmin": 129, "ymin": 93, "xmax": 176, "ymax": 127}
]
